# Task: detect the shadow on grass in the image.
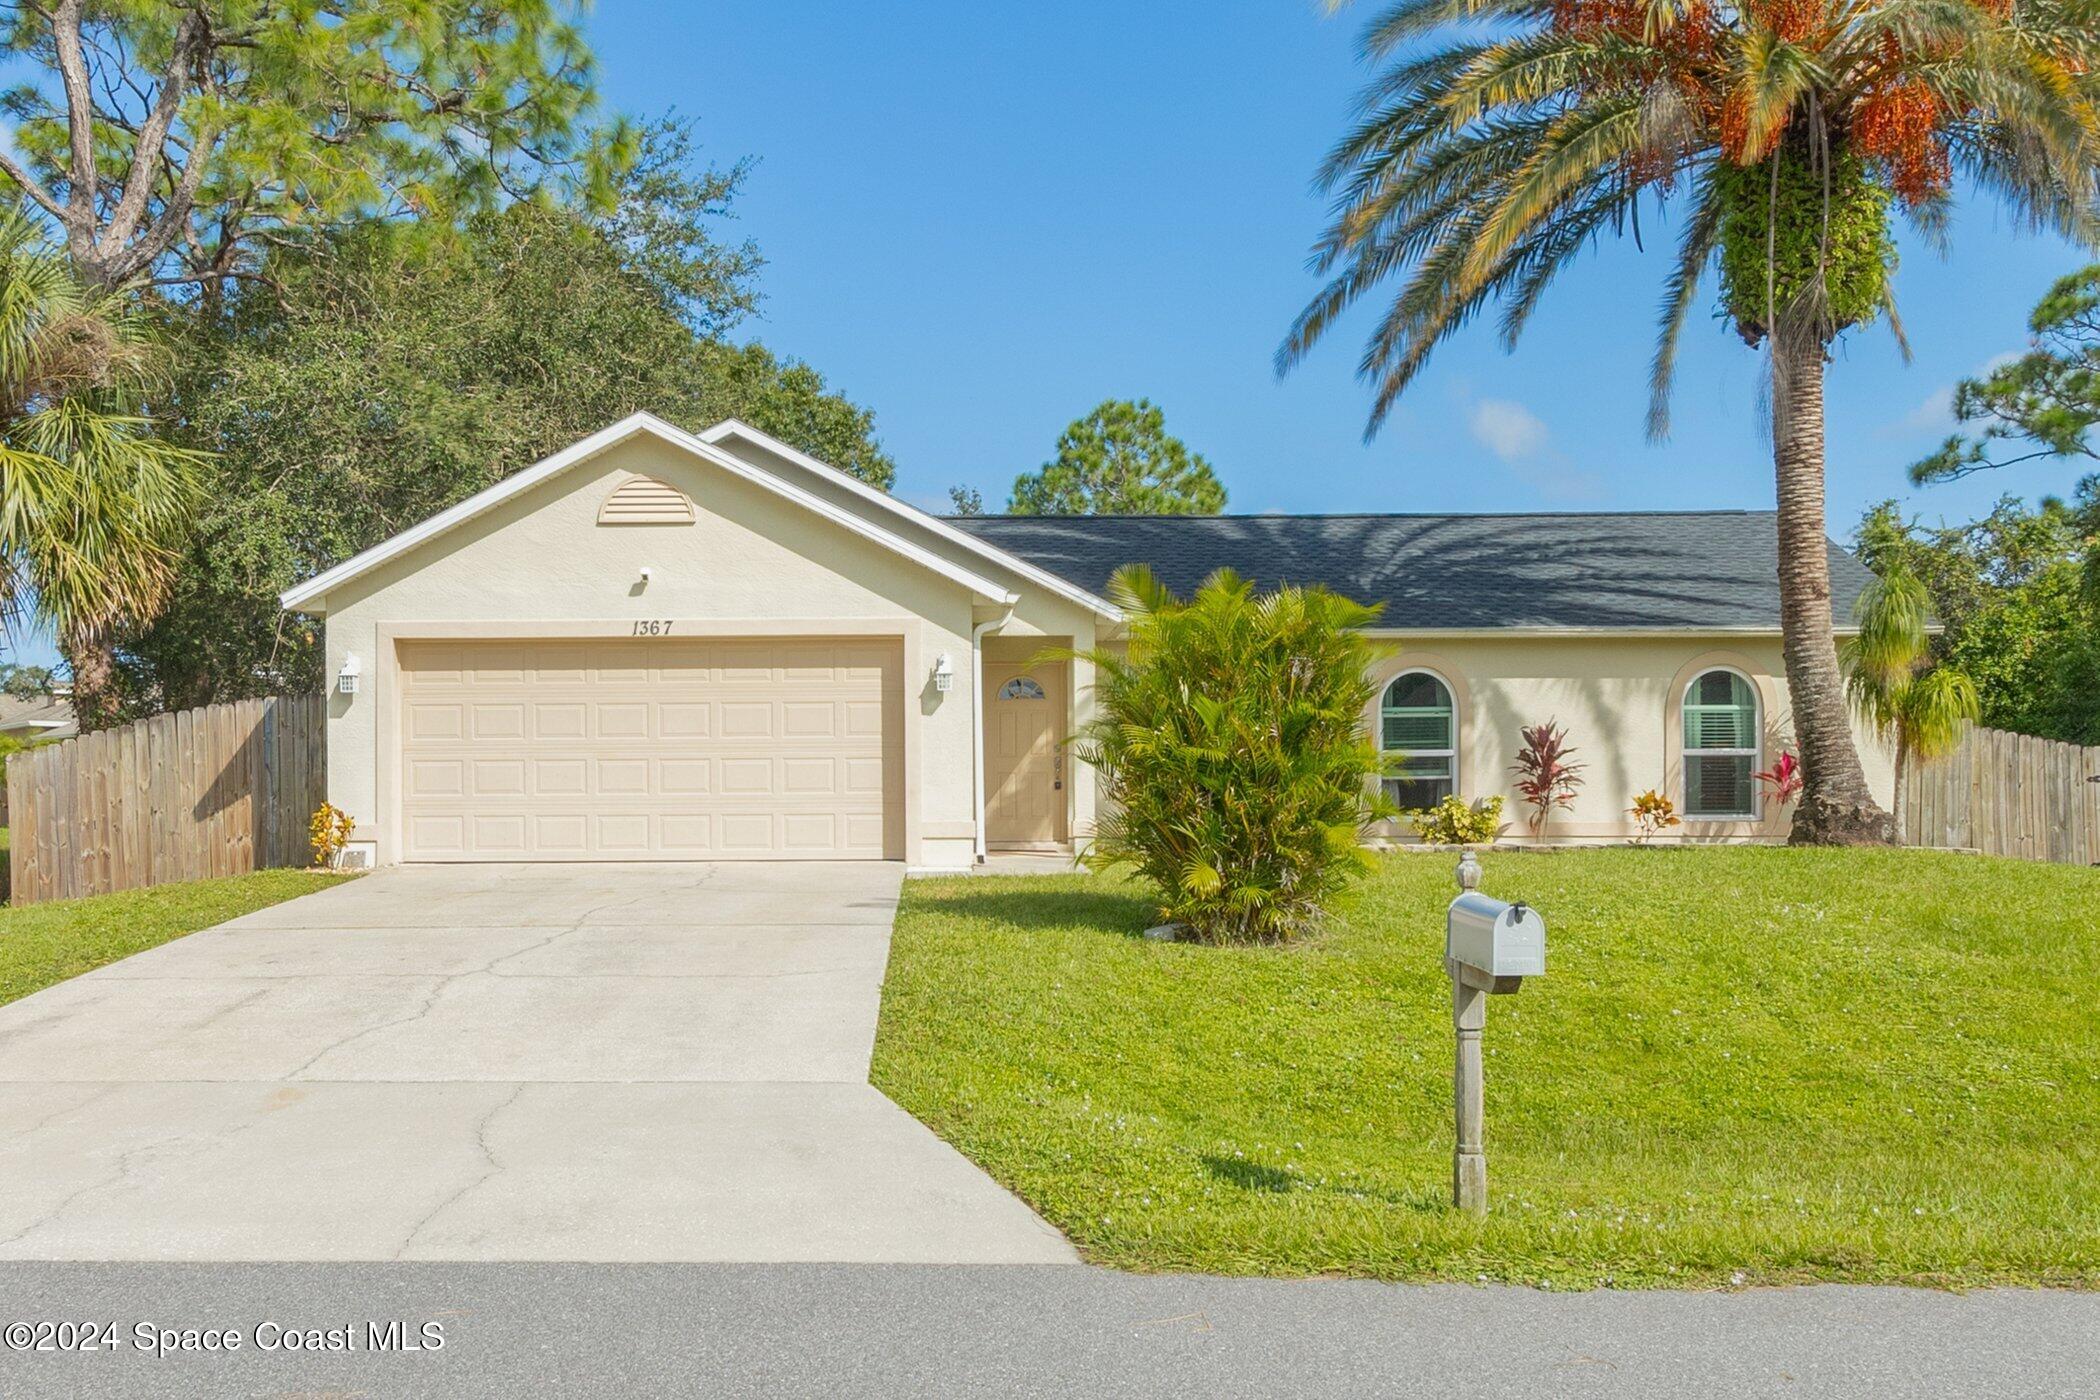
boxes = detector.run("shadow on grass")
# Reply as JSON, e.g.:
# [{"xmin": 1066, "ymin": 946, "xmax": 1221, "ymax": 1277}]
[
  {"xmin": 1201, "ymin": 1155, "xmax": 1297, "ymax": 1193},
  {"xmin": 1200, "ymin": 1154, "xmax": 1449, "ymax": 1211},
  {"xmin": 917, "ymin": 886, "xmax": 1158, "ymax": 939}
]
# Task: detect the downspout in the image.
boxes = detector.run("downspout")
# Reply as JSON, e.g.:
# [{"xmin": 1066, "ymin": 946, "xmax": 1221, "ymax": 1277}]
[{"xmin": 971, "ymin": 607, "xmax": 1014, "ymax": 863}]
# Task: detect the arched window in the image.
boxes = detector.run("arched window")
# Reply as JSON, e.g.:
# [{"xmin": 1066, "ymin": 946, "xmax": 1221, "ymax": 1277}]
[
  {"xmin": 1683, "ymin": 668, "xmax": 1759, "ymax": 819},
  {"xmin": 1381, "ymin": 671, "xmax": 1456, "ymax": 809},
  {"xmin": 998, "ymin": 676, "xmax": 1046, "ymax": 701}
]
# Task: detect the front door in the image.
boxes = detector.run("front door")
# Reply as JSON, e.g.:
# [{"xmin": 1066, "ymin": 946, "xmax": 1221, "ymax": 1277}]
[{"xmin": 984, "ymin": 663, "xmax": 1065, "ymax": 847}]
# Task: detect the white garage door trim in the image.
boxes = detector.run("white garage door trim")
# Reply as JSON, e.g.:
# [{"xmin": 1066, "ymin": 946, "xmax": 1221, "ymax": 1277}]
[{"xmin": 376, "ymin": 621, "xmax": 918, "ymax": 865}]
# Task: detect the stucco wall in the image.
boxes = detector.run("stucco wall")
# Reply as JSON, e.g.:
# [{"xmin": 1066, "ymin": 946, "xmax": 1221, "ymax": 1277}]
[
  {"xmin": 1364, "ymin": 633, "xmax": 1895, "ymax": 842},
  {"xmin": 319, "ymin": 435, "xmax": 987, "ymax": 867}
]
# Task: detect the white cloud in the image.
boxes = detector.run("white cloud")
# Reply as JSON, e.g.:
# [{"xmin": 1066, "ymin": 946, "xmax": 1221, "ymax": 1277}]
[
  {"xmin": 1899, "ymin": 385, "xmax": 1954, "ymax": 433},
  {"xmin": 1885, "ymin": 350, "xmax": 2023, "ymax": 437},
  {"xmin": 1468, "ymin": 398, "xmax": 1550, "ymax": 462},
  {"xmin": 1457, "ymin": 396, "xmax": 1604, "ymax": 500}
]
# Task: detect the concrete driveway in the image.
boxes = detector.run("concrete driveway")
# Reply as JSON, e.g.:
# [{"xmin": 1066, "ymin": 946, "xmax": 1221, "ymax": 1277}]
[{"xmin": 0, "ymin": 864, "xmax": 1074, "ymax": 1264}]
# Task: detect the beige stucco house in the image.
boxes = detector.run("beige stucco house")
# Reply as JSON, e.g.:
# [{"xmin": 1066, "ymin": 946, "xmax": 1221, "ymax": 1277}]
[{"xmin": 280, "ymin": 412, "xmax": 1893, "ymax": 871}]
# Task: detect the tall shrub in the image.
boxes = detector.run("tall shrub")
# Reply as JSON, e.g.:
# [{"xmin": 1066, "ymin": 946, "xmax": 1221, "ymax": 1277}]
[
  {"xmin": 1511, "ymin": 721, "xmax": 1586, "ymax": 836},
  {"xmin": 1070, "ymin": 565, "xmax": 1392, "ymax": 944}
]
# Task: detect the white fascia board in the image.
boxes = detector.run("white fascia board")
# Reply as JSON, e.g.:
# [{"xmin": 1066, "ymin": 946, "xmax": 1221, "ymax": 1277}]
[
  {"xmin": 280, "ymin": 412, "xmax": 1018, "ymax": 612},
  {"xmin": 698, "ymin": 418, "xmax": 1124, "ymax": 623}
]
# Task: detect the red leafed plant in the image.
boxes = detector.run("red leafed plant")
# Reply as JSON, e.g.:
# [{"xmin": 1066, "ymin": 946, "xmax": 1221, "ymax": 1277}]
[
  {"xmin": 1511, "ymin": 721, "xmax": 1587, "ymax": 835},
  {"xmin": 1754, "ymin": 751, "xmax": 1804, "ymax": 806}
]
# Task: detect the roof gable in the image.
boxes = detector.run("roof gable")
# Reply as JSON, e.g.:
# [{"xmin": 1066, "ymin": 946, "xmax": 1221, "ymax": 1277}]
[
  {"xmin": 279, "ymin": 414, "xmax": 1020, "ymax": 612},
  {"xmin": 697, "ymin": 419, "xmax": 1122, "ymax": 621}
]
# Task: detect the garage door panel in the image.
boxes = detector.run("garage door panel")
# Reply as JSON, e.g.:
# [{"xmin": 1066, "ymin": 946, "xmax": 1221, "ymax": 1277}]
[
  {"xmin": 399, "ymin": 637, "xmax": 899, "ymax": 861},
  {"xmin": 474, "ymin": 760, "xmax": 526, "ymax": 796},
  {"xmin": 782, "ymin": 757, "xmax": 837, "ymax": 794},
  {"xmin": 471, "ymin": 703, "xmax": 525, "ymax": 739},
  {"xmin": 536, "ymin": 814, "xmax": 588, "ymax": 853},
  {"xmin": 536, "ymin": 759, "xmax": 588, "ymax": 795},
  {"xmin": 781, "ymin": 701, "xmax": 836, "ymax": 737},
  {"xmin": 718, "ymin": 757, "xmax": 772, "ymax": 795},
  {"xmin": 409, "ymin": 814, "xmax": 466, "ymax": 857},
  {"xmin": 597, "ymin": 758, "xmax": 651, "ymax": 795},
  {"xmin": 660, "ymin": 703, "xmax": 710, "ymax": 737},
  {"xmin": 408, "ymin": 759, "xmax": 464, "ymax": 798},
  {"xmin": 661, "ymin": 759, "xmax": 711, "ymax": 794},
  {"xmin": 533, "ymin": 703, "xmax": 587, "ymax": 739},
  {"xmin": 408, "ymin": 703, "xmax": 464, "ymax": 741},
  {"xmin": 597, "ymin": 703, "xmax": 651, "ymax": 740},
  {"xmin": 474, "ymin": 815, "xmax": 528, "ymax": 854},
  {"xmin": 718, "ymin": 701, "xmax": 773, "ymax": 738},
  {"xmin": 661, "ymin": 814, "xmax": 713, "ymax": 851}
]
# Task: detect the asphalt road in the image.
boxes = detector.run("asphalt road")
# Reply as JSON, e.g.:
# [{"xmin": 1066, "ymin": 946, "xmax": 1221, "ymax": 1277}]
[{"xmin": 1, "ymin": 1263, "xmax": 2093, "ymax": 1398}]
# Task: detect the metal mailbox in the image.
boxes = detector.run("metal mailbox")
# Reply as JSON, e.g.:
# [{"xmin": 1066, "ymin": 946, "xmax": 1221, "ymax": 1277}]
[{"xmin": 1445, "ymin": 892, "xmax": 1546, "ymax": 981}]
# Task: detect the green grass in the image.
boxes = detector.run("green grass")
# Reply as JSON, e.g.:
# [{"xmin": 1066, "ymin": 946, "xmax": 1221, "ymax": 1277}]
[
  {"xmin": 0, "ymin": 869, "xmax": 352, "ymax": 1008},
  {"xmin": 873, "ymin": 847, "xmax": 2100, "ymax": 1288}
]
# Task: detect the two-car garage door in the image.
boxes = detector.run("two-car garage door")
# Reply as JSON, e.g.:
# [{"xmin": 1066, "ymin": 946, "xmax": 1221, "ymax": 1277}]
[{"xmin": 398, "ymin": 637, "xmax": 902, "ymax": 861}]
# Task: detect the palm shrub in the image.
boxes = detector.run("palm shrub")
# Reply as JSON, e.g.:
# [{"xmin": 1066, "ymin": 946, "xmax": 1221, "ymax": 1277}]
[
  {"xmin": 1071, "ymin": 565, "xmax": 1394, "ymax": 944},
  {"xmin": 0, "ymin": 208, "xmax": 204, "ymax": 728},
  {"xmin": 1841, "ymin": 565, "xmax": 1982, "ymax": 841}
]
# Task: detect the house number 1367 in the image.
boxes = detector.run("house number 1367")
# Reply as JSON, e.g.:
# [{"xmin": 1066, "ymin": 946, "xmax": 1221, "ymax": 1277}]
[{"xmin": 632, "ymin": 620, "xmax": 674, "ymax": 636}]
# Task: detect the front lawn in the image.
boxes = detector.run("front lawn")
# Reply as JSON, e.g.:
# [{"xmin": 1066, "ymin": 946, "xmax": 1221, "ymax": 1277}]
[
  {"xmin": 873, "ymin": 847, "xmax": 2100, "ymax": 1287},
  {"xmin": 0, "ymin": 870, "xmax": 352, "ymax": 1008}
]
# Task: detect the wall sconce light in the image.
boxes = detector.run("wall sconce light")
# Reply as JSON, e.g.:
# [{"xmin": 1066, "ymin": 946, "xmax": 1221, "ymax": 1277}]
[
  {"xmin": 932, "ymin": 652, "xmax": 955, "ymax": 693},
  {"xmin": 337, "ymin": 653, "xmax": 362, "ymax": 696},
  {"xmin": 639, "ymin": 566, "xmax": 654, "ymax": 584}
]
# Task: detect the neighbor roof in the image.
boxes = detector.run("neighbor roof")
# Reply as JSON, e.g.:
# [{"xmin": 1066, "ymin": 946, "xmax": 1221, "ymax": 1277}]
[
  {"xmin": 0, "ymin": 692, "xmax": 76, "ymax": 741},
  {"xmin": 946, "ymin": 510, "xmax": 1877, "ymax": 632}
]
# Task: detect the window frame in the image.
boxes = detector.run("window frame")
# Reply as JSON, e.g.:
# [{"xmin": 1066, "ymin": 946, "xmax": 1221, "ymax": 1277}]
[
  {"xmin": 998, "ymin": 676, "xmax": 1047, "ymax": 701},
  {"xmin": 1379, "ymin": 668, "xmax": 1458, "ymax": 810},
  {"xmin": 1681, "ymin": 665, "xmax": 1761, "ymax": 822}
]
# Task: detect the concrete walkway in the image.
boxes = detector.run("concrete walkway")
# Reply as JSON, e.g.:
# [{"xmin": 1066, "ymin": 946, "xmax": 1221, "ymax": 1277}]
[{"xmin": 0, "ymin": 864, "xmax": 1074, "ymax": 1263}]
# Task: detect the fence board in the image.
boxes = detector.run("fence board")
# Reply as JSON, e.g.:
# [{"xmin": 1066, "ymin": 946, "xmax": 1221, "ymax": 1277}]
[
  {"xmin": 5, "ymin": 695, "xmax": 329, "ymax": 906},
  {"xmin": 1904, "ymin": 722, "xmax": 2100, "ymax": 867}
]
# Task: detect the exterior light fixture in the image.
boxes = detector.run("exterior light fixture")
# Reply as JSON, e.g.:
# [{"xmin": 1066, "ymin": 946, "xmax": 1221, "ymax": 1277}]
[
  {"xmin": 932, "ymin": 652, "xmax": 955, "ymax": 693},
  {"xmin": 639, "ymin": 566, "xmax": 654, "ymax": 583},
  {"xmin": 337, "ymin": 653, "xmax": 362, "ymax": 696}
]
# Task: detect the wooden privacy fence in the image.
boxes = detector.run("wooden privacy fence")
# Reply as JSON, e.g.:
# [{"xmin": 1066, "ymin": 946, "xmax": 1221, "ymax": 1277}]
[
  {"xmin": 5, "ymin": 695, "xmax": 327, "ymax": 905},
  {"xmin": 1902, "ymin": 723, "xmax": 2100, "ymax": 866}
]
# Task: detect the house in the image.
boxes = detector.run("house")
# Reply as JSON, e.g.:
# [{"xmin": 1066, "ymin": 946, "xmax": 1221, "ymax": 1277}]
[
  {"xmin": 279, "ymin": 413, "xmax": 1893, "ymax": 870},
  {"xmin": 0, "ymin": 689, "xmax": 77, "ymax": 744}
]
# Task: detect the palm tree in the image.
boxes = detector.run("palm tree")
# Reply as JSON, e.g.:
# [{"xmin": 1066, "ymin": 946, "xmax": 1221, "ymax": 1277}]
[
  {"xmin": 1281, "ymin": 0, "xmax": 2100, "ymax": 844},
  {"xmin": 0, "ymin": 209, "xmax": 204, "ymax": 729},
  {"xmin": 1841, "ymin": 564, "xmax": 1980, "ymax": 841}
]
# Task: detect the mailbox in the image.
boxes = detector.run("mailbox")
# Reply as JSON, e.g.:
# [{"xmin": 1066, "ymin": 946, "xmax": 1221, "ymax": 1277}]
[
  {"xmin": 1446, "ymin": 892, "xmax": 1546, "ymax": 981},
  {"xmin": 1442, "ymin": 856, "xmax": 1546, "ymax": 1216}
]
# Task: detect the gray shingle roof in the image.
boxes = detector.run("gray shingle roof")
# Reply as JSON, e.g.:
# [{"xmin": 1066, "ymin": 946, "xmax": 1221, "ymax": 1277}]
[{"xmin": 947, "ymin": 510, "xmax": 1875, "ymax": 630}]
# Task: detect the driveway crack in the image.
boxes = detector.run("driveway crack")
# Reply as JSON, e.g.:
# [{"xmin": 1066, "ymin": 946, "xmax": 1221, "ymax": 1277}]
[
  {"xmin": 281, "ymin": 894, "xmax": 643, "ymax": 1079},
  {"xmin": 390, "ymin": 1082, "xmax": 528, "ymax": 1258}
]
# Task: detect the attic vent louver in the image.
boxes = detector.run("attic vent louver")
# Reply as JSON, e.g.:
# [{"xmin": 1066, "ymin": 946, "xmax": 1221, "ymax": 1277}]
[{"xmin": 598, "ymin": 475, "xmax": 696, "ymax": 525}]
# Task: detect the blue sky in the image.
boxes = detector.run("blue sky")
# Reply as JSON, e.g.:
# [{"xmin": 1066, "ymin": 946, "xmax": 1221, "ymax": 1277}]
[
  {"xmin": 585, "ymin": 1, "xmax": 2092, "ymax": 533},
  {"xmin": 5, "ymin": 2, "xmax": 2093, "ymax": 672}
]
